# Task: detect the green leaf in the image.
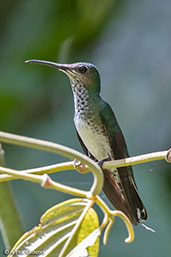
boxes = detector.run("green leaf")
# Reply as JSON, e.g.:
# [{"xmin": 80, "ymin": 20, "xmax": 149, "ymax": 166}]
[
  {"xmin": 0, "ymin": 145, "xmax": 24, "ymax": 249},
  {"xmin": 0, "ymin": 182, "xmax": 24, "ymax": 249},
  {"xmin": 8, "ymin": 198, "xmax": 99, "ymax": 257},
  {"xmin": 67, "ymin": 229, "xmax": 100, "ymax": 257},
  {"xmin": 75, "ymin": 208, "xmax": 100, "ymax": 257}
]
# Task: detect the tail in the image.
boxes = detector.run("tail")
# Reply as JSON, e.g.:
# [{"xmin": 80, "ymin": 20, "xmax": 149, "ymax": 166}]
[
  {"xmin": 128, "ymin": 175, "xmax": 147, "ymax": 222},
  {"xmin": 103, "ymin": 168, "xmax": 147, "ymax": 225}
]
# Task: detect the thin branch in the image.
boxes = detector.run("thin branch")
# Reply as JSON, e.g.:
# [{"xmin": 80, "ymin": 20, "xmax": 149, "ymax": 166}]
[
  {"xmin": 0, "ymin": 166, "xmax": 88, "ymax": 198},
  {"xmin": 0, "ymin": 161, "xmax": 75, "ymax": 183},
  {"xmin": 0, "ymin": 131, "xmax": 103, "ymax": 197},
  {"xmin": 0, "ymin": 140, "xmax": 170, "ymax": 184},
  {"xmin": 111, "ymin": 210, "xmax": 134, "ymax": 243},
  {"xmin": 95, "ymin": 196, "xmax": 134, "ymax": 244},
  {"xmin": 0, "ymin": 131, "xmax": 170, "ymax": 193},
  {"xmin": 103, "ymin": 149, "xmax": 171, "ymax": 169}
]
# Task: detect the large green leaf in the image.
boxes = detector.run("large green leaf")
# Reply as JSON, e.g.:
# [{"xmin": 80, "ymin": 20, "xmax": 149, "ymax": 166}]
[{"xmin": 8, "ymin": 198, "xmax": 99, "ymax": 257}]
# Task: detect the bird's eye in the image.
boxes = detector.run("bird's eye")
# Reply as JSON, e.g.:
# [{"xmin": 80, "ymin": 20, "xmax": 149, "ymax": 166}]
[{"xmin": 79, "ymin": 66, "xmax": 87, "ymax": 73}]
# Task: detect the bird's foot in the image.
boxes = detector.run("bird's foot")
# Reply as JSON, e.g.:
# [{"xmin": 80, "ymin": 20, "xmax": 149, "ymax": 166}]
[{"xmin": 98, "ymin": 157, "xmax": 111, "ymax": 169}]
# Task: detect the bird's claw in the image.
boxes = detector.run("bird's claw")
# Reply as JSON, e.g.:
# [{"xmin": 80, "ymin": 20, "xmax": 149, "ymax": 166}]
[{"xmin": 98, "ymin": 157, "xmax": 111, "ymax": 168}]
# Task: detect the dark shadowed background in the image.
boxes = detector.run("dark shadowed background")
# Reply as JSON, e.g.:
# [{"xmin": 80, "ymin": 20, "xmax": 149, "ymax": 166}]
[{"xmin": 0, "ymin": 0, "xmax": 171, "ymax": 256}]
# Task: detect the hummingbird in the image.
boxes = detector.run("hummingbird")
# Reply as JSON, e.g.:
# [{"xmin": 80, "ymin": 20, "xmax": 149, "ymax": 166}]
[{"xmin": 25, "ymin": 59, "xmax": 147, "ymax": 224}]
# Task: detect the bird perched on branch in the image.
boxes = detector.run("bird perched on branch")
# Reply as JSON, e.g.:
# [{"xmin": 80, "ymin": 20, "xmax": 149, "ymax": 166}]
[{"xmin": 26, "ymin": 59, "xmax": 147, "ymax": 225}]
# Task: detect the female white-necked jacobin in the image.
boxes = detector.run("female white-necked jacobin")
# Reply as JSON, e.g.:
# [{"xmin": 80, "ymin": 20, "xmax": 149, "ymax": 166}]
[{"xmin": 25, "ymin": 59, "xmax": 147, "ymax": 225}]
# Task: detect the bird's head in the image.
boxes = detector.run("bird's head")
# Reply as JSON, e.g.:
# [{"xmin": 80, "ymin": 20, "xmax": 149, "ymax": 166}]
[{"xmin": 25, "ymin": 60, "xmax": 101, "ymax": 95}]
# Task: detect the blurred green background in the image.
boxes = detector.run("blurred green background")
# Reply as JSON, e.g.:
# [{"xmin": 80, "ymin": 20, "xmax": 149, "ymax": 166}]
[{"xmin": 0, "ymin": 0, "xmax": 171, "ymax": 256}]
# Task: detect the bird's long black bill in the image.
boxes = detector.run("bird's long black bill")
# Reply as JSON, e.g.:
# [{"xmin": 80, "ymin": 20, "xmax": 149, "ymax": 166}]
[{"xmin": 25, "ymin": 59, "xmax": 69, "ymax": 71}]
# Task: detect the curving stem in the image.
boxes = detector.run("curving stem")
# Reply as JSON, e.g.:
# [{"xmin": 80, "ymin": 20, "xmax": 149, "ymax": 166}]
[{"xmin": 0, "ymin": 131, "xmax": 104, "ymax": 197}]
